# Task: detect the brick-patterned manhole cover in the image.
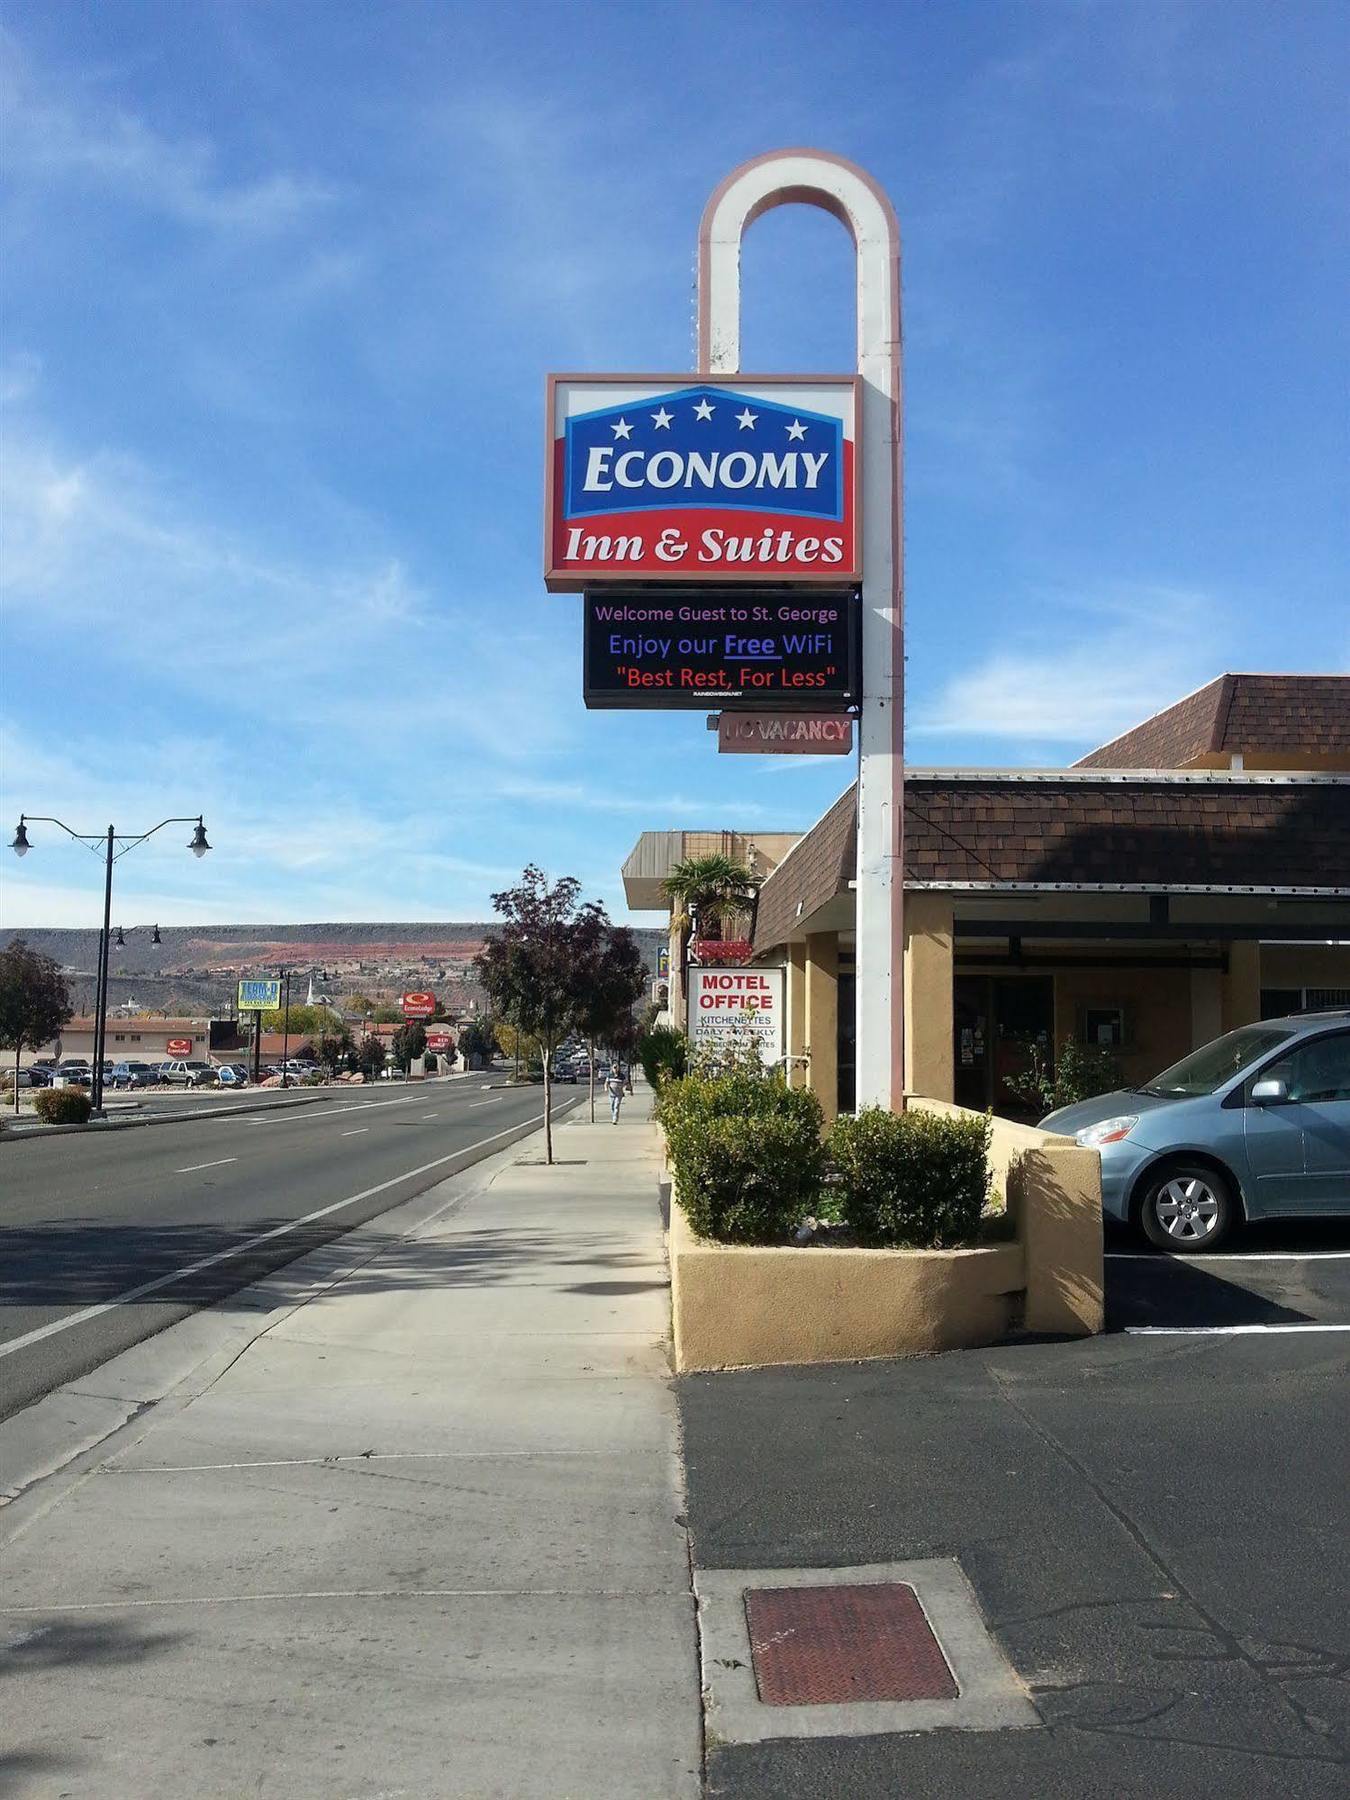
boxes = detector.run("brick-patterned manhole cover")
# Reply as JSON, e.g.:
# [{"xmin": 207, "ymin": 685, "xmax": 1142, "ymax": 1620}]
[{"xmin": 743, "ymin": 1582, "xmax": 959, "ymax": 1706}]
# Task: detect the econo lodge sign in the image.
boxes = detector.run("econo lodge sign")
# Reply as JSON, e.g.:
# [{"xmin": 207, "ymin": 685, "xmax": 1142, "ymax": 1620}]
[
  {"xmin": 400, "ymin": 991, "xmax": 437, "ymax": 1020},
  {"xmin": 546, "ymin": 376, "xmax": 860, "ymax": 589}
]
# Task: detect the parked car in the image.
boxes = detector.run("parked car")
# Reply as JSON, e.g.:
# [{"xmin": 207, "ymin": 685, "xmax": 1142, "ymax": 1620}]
[
  {"xmin": 216, "ymin": 1064, "xmax": 250, "ymax": 1086},
  {"xmin": 158, "ymin": 1060, "xmax": 218, "ymax": 1087},
  {"xmin": 55, "ymin": 1063, "xmax": 93, "ymax": 1087},
  {"xmin": 109, "ymin": 1061, "xmax": 160, "ymax": 1090},
  {"xmin": 6, "ymin": 1068, "xmax": 52, "ymax": 1088},
  {"xmin": 1041, "ymin": 1011, "xmax": 1350, "ymax": 1250}
]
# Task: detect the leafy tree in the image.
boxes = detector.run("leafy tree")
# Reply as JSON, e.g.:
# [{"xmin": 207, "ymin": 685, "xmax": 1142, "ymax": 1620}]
[
  {"xmin": 661, "ymin": 854, "xmax": 759, "ymax": 1004},
  {"xmin": 317, "ymin": 1022, "xmax": 356, "ymax": 1076},
  {"xmin": 474, "ymin": 865, "xmax": 608, "ymax": 1164},
  {"xmin": 457, "ymin": 1018, "xmax": 497, "ymax": 1066},
  {"xmin": 356, "ymin": 1034, "xmax": 387, "ymax": 1082},
  {"xmin": 259, "ymin": 1003, "xmax": 331, "ymax": 1038},
  {"xmin": 494, "ymin": 1020, "xmax": 541, "ymax": 1076},
  {"xmin": 370, "ymin": 1004, "xmax": 405, "ymax": 1023},
  {"xmin": 390, "ymin": 1021, "xmax": 428, "ymax": 1072},
  {"xmin": 572, "ymin": 923, "xmax": 648, "ymax": 1120},
  {"xmin": 661, "ymin": 853, "xmax": 759, "ymax": 943},
  {"xmin": 0, "ymin": 939, "xmax": 74, "ymax": 1113}
]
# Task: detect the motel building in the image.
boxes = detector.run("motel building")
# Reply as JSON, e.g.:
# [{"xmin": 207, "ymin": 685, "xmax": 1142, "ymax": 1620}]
[{"xmin": 623, "ymin": 674, "xmax": 1350, "ymax": 1121}]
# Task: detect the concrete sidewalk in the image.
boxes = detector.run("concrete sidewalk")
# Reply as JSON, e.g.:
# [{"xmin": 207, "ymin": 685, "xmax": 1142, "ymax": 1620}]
[{"xmin": 0, "ymin": 1092, "xmax": 701, "ymax": 1798}]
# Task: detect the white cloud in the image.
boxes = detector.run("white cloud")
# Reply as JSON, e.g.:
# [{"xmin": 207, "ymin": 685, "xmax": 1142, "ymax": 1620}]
[
  {"xmin": 1, "ymin": 33, "xmax": 335, "ymax": 236},
  {"xmin": 911, "ymin": 584, "xmax": 1220, "ymax": 747}
]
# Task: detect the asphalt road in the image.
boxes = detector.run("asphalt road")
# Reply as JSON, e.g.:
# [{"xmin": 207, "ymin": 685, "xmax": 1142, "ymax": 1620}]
[
  {"xmin": 682, "ymin": 1227, "xmax": 1350, "ymax": 1798},
  {"xmin": 0, "ymin": 1075, "xmax": 578, "ymax": 1420}
]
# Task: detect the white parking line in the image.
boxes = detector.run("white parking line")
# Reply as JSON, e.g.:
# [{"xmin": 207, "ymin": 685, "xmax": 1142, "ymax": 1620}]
[
  {"xmin": 0, "ymin": 1110, "xmax": 561, "ymax": 1360},
  {"xmin": 340, "ymin": 1128, "xmax": 368, "ymax": 1137},
  {"xmin": 1125, "ymin": 1323, "xmax": 1350, "ymax": 1335},
  {"xmin": 422, "ymin": 1113, "xmax": 439, "ymax": 1119},
  {"xmin": 1108, "ymin": 1251, "xmax": 1350, "ymax": 1263},
  {"xmin": 175, "ymin": 1158, "xmax": 238, "ymax": 1174}
]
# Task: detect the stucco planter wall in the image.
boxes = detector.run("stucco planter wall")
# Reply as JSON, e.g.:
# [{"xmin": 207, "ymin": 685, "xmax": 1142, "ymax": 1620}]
[
  {"xmin": 670, "ymin": 1203, "xmax": 1024, "ymax": 1371},
  {"xmin": 665, "ymin": 1102, "xmax": 1103, "ymax": 1373}
]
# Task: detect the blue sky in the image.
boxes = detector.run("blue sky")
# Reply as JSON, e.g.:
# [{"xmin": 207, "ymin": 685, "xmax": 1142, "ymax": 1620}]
[{"xmin": 2, "ymin": 0, "xmax": 1345, "ymax": 929}]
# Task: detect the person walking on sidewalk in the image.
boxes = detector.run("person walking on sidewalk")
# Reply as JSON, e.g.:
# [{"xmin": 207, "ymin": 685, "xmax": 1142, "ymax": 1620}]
[{"xmin": 605, "ymin": 1065, "xmax": 626, "ymax": 1124}]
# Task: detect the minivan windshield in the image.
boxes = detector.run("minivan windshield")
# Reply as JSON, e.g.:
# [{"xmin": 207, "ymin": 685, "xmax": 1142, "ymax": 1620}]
[{"xmin": 1138, "ymin": 1025, "xmax": 1294, "ymax": 1098}]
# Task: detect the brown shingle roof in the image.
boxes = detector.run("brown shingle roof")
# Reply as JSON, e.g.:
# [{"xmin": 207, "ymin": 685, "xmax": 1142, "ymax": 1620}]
[
  {"xmin": 1074, "ymin": 674, "xmax": 1350, "ymax": 769},
  {"xmin": 752, "ymin": 774, "xmax": 1350, "ymax": 950}
]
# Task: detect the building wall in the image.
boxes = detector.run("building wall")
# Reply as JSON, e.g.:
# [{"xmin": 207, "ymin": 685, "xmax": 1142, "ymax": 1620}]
[{"xmin": 1051, "ymin": 965, "xmax": 1195, "ymax": 1087}]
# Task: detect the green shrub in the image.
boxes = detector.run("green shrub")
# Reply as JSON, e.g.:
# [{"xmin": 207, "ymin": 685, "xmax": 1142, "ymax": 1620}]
[
  {"xmin": 659, "ymin": 1069, "xmax": 825, "ymax": 1243},
  {"xmin": 830, "ymin": 1106, "xmax": 990, "ymax": 1247},
  {"xmin": 1005, "ymin": 1038, "xmax": 1122, "ymax": 1115},
  {"xmin": 639, "ymin": 1024, "xmax": 688, "ymax": 1090},
  {"xmin": 34, "ymin": 1086, "xmax": 93, "ymax": 1125}
]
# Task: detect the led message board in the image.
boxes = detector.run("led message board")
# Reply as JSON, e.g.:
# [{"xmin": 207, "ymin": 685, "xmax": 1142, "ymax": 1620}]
[
  {"xmin": 547, "ymin": 376, "xmax": 860, "ymax": 590},
  {"xmin": 583, "ymin": 588, "xmax": 859, "ymax": 710}
]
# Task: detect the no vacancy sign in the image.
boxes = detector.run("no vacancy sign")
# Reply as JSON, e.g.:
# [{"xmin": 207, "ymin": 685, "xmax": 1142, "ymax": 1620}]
[
  {"xmin": 688, "ymin": 967, "xmax": 784, "ymax": 1066},
  {"xmin": 546, "ymin": 375, "xmax": 860, "ymax": 589}
]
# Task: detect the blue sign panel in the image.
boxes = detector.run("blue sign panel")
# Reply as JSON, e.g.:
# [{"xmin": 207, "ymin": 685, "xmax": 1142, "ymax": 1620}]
[{"xmin": 564, "ymin": 387, "xmax": 843, "ymax": 522}]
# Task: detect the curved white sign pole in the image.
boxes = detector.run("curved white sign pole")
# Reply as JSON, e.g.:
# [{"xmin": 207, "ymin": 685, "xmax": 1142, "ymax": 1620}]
[{"xmin": 698, "ymin": 150, "xmax": 904, "ymax": 1111}]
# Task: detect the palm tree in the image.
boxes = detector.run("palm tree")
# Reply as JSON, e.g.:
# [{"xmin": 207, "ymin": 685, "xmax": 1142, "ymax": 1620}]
[{"xmin": 661, "ymin": 853, "xmax": 761, "ymax": 948}]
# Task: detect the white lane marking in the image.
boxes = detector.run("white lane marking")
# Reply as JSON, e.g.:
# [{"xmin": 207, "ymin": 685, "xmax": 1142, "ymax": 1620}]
[
  {"xmin": 340, "ymin": 1128, "xmax": 368, "ymax": 1137},
  {"xmin": 1125, "ymin": 1324, "xmax": 1350, "ymax": 1336},
  {"xmin": 471, "ymin": 1097, "xmax": 503, "ymax": 1107},
  {"xmin": 246, "ymin": 1097, "xmax": 419, "ymax": 1125},
  {"xmin": 421, "ymin": 1113, "xmax": 439, "ymax": 1119},
  {"xmin": 175, "ymin": 1158, "xmax": 238, "ymax": 1174},
  {"xmin": 0, "ymin": 1106, "xmax": 571, "ymax": 1360},
  {"xmin": 1109, "ymin": 1251, "xmax": 1350, "ymax": 1263}
]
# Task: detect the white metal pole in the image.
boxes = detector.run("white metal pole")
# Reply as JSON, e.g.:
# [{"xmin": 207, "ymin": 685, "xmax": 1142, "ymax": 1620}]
[{"xmin": 697, "ymin": 150, "xmax": 905, "ymax": 1110}]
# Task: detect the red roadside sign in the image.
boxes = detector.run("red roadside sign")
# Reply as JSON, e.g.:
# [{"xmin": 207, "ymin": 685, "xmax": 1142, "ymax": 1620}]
[
  {"xmin": 426, "ymin": 1028, "xmax": 453, "ymax": 1052},
  {"xmin": 165, "ymin": 1037, "xmax": 193, "ymax": 1056},
  {"xmin": 400, "ymin": 991, "xmax": 437, "ymax": 1020}
]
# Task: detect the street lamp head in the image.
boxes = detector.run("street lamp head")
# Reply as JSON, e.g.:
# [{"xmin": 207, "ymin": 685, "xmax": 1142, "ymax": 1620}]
[
  {"xmin": 188, "ymin": 819, "xmax": 211, "ymax": 859},
  {"xmin": 10, "ymin": 819, "xmax": 30, "ymax": 858}
]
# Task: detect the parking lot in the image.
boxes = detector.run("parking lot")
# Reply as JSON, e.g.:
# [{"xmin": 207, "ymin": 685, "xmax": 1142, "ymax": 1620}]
[{"xmin": 1106, "ymin": 1217, "xmax": 1350, "ymax": 1334}]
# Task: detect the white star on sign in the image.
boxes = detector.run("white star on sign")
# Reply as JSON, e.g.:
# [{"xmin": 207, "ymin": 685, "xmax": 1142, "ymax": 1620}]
[
  {"xmin": 693, "ymin": 398, "xmax": 715, "ymax": 421},
  {"xmin": 786, "ymin": 418, "xmax": 807, "ymax": 441},
  {"xmin": 735, "ymin": 407, "xmax": 758, "ymax": 430},
  {"xmin": 650, "ymin": 407, "xmax": 673, "ymax": 429},
  {"xmin": 611, "ymin": 417, "xmax": 633, "ymax": 439}
]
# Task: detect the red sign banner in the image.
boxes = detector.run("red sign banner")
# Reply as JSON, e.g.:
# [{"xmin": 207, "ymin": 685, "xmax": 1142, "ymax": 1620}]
[
  {"xmin": 425, "ymin": 1028, "xmax": 453, "ymax": 1052},
  {"xmin": 400, "ymin": 991, "xmax": 437, "ymax": 1020},
  {"xmin": 717, "ymin": 712, "xmax": 853, "ymax": 754},
  {"xmin": 165, "ymin": 1037, "xmax": 193, "ymax": 1056}
]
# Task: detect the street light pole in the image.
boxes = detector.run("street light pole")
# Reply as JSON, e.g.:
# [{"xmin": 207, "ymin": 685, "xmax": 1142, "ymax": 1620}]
[
  {"xmin": 93, "ymin": 827, "xmax": 115, "ymax": 1113},
  {"xmin": 280, "ymin": 968, "xmax": 293, "ymax": 1085},
  {"xmin": 9, "ymin": 813, "xmax": 212, "ymax": 1117}
]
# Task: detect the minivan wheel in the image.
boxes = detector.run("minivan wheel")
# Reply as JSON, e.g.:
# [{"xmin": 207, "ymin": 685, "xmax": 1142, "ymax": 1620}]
[{"xmin": 1138, "ymin": 1162, "xmax": 1236, "ymax": 1252}]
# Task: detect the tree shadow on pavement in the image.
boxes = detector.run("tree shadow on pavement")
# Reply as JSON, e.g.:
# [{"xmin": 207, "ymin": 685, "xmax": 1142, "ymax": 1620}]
[{"xmin": 0, "ymin": 1220, "xmax": 668, "ymax": 1312}]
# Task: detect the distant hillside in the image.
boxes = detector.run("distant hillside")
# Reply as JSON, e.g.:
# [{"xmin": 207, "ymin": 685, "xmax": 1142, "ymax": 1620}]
[{"xmin": 3, "ymin": 922, "xmax": 667, "ymax": 1018}]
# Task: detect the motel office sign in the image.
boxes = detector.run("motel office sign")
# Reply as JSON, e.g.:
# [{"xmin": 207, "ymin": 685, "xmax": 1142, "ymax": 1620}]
[{"xmin": 546, "ymin": 376, "xmax": 860, "ymax": 588}]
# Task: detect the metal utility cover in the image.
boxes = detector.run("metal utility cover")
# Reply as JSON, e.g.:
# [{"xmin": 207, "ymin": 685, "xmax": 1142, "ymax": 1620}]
[{"xmin": 744, "ymin": 1582, "xmax": 957, "ymax": 1706}]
